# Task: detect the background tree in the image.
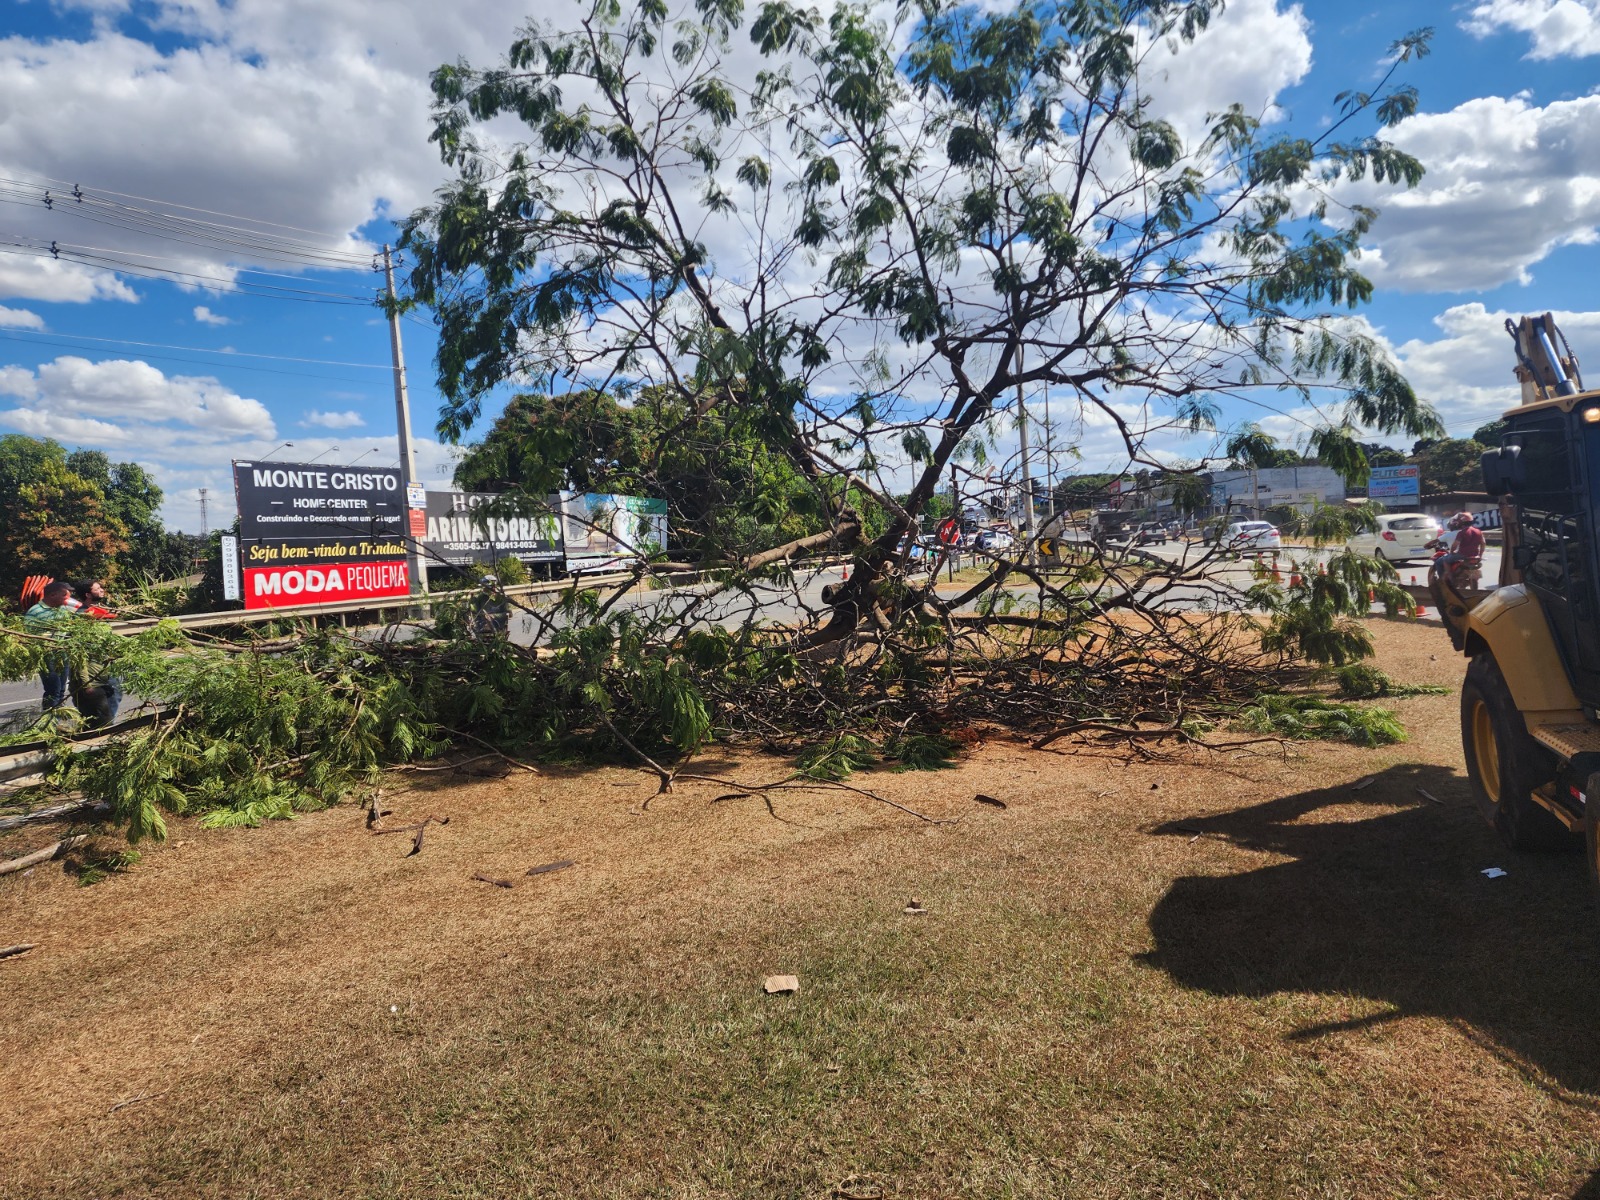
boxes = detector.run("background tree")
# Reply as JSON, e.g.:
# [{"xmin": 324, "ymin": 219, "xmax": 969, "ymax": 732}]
[
  {"xmin": 65, "ymin": 450, "xmax": 166, "ymax": 580},
  {"xmin": 405, "ymin": 0, "xmax": 1440, "ymax": 639},
  {"xmin": 454, "ymin": 386, "xmax": 832, "ymax": 559},
  {"xmin": 1359, "ymin": 441, "xmax": 1408, "ymax": 468},
  {"xmin": 1473, "ymin": 418, "xmax": 1507, "ymax": 446},
  {"xmin": 0, "ymin": 436, "xmax": 129, "ymax": 602},
  {"xmin": 1409, "ymin": 437, "xmax": 1486, "ymax": 493}
]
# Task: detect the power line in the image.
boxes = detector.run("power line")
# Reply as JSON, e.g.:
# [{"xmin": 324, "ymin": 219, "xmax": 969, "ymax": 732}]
[
  {"xmin": 0, "ymin": 242, "xmax": 376, "ymax": 307},
  {"xmin": 0, "ymin": 330, "xmax": 391, "ymax": 386},
  {"xmin": 10, "ymin": 236, "xmax": 379, "ymax": 292},
  {"xmin": 15, "ymin": 171, "xmax": 359, "ymax": 241},
  {"xmin": 0, "ymin": 175, "xmax": 375, "ymax": 259},
  {"xmin": 0, "ymin": 180, "xmax": 374, "ymax": 270},
  {"xmin": 0, "ymin": 326, "xmax": 390, "ymax": 368}
]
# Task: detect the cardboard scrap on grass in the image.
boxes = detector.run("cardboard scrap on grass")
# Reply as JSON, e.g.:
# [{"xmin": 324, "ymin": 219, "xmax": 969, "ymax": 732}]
[{"xmin": 763, "ymin": 974, "xmax": 800, "ymax": 994}]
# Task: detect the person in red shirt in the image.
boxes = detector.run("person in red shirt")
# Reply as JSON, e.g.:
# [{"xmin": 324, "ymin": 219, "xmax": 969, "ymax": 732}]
[{"xmin": 1442, "ymin": 512, "xmax": 1485, "ymax": 589}]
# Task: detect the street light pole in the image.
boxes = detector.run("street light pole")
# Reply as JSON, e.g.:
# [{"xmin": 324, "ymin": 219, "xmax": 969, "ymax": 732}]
[{"xmin": 383, "ymin": 244, "xmax": 428, "ymax": 595}]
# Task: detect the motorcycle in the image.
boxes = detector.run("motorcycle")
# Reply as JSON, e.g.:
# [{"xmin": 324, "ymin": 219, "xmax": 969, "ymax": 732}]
[{"xmin": 1424, "ymin": 536, "xmax": 1483, "ymax": 591}]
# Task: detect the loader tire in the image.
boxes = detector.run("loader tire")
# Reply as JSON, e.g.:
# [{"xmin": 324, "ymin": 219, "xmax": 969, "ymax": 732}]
[{"xmin": 1461, "ymin": 654, "xmax": 1569, "ymax": 851}]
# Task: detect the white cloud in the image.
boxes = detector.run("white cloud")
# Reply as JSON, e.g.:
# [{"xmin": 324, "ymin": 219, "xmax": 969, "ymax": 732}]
[
  {"xmin": 0, "ymin": 9, "xmax": 529, "ymax": 287},
  {"xmin": 1361, "ymin": 303, "xmax": 1600, "ymax": 437},
  {"xmin": 1141, "ymin": 0, "xmax": 1312, "ymax": 143},
  {"xmin": 193, "ymin": 305, "xmax": 232, "ymax": 326},
  {"xmin": 0, "ymin": 355, "xmax": 276, "ymax": 446},
  {"xmin": 1465, "ymin": 0, "xmax": 1600, "ymax": 59},
  {"xmin": 301, "ymin": 408, "xmax": 365, "ymax": 429},
  {"xmin": 0, "ymin": 255, "xmax": 138, "ymax": 304},
  {"xmin": 0, "ymin": 306, "xmax": 44, "ymax": 329},
  {"xmin": 1338, "ymin": 94, "xmax": 1600, "ymax": 292}
]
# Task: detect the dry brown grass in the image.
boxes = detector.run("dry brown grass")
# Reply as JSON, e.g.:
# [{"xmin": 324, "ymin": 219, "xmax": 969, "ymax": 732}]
[{"xmin": 5, "ymin": 618, "xmax": 1600, "ymax": 1199}]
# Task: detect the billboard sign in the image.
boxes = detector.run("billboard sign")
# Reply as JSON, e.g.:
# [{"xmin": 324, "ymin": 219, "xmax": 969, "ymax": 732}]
[
  {"xmin": 1368, "ymin": 464, "xmax": 1421, "ymax": 501},
  {"xmin": 232, "ymin": 460, "xmax": 412, "ymax": 609},
  {"xmin": 560, "ymin": 492, "xmax": 668, "ymax": 571},
  {"xmin": 422, "ymin": 491, "xmax": 565, "ymax": 568}
]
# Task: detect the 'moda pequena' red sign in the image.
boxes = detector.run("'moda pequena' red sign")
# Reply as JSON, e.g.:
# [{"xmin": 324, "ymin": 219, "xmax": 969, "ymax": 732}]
[{"xmin": 242, "ymin": 561, "xmax": 411, "ymax": 610}]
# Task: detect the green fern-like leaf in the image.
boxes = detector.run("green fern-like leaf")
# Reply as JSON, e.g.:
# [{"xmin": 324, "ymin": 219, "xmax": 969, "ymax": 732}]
[{"xmin": 797, "ymin": 733, "xmax": 881, "ymax": 781}]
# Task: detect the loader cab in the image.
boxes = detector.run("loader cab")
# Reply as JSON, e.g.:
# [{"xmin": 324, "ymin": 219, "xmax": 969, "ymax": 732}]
[{"xmin": 1483, "ymin": 394, "xmax": 1600, "ymax": 708}]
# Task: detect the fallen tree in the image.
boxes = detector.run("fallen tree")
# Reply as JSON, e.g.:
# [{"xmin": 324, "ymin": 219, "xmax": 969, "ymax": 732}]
[{"xmin": 0, "ymin": 2, "xmax": 1443, "ymax": 842}]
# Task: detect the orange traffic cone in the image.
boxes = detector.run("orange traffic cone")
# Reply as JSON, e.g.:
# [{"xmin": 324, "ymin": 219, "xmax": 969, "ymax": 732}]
[
  {"xmin": 1289, "ymin": 572, "xmax": 1301, "ymax": 587},
  {"xmin": 1271, "ymin": 563, "xmax": 1283, "ymax": 584},
  {"xmin": 1368, "ymin": 588, "xmax": 1376, "ymax": 603},
  {"xmin": 1416, "ymin": 600, "xmax": 1428, "ymax": 619}
]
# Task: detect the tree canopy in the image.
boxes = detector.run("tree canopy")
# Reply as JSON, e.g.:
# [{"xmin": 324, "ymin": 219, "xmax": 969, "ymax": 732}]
[
  {"xmin": 453, "ymin": 386, "xmax": 835, "ymax": 559},
  {"xmin": 1410, "ymin": 436, "xmax": 1487, "ymax": 494},
  {"xmin": 0, "ymin": 435, "xmax": 133, "ymax": 602},
  {"xmin": 405, "ymin": 0, "xmax": 1441, "ymax": 637}
]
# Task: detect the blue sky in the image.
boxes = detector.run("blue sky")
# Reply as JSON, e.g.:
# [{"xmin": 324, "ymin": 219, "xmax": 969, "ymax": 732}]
[{"xmin": 1, "ymin": 0, "xmax": 1598, "ymax": 527}]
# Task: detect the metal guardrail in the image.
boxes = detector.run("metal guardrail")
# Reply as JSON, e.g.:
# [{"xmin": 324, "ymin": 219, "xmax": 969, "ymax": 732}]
[
  {"xmin": 108, "ymin": 569, "xmax": 650, "ymax": 633},
  {"xmin": 108, "ymin": 557, "xmax": 859, "ymax": 634}
]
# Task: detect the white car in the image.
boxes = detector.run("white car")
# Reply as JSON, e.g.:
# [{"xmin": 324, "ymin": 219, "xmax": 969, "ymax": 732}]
[
  {"xmin": 1345, "ymin": 513, "xmax": 1441, "ymax": 564},
  {"xmin": 1224, "ymin": 520, "xmax": 1281, "ymax": 555},
  {"xmin": 975, "ymin": 529, "xmax": 1014, "ymax": 552}
]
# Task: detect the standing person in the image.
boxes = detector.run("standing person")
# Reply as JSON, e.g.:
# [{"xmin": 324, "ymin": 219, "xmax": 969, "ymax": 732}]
[
  {"xmin": 68, "ymin": 579, "xmax": 121, "ymax": 727},
  {"xmin": 23, "ymin": 580, "xmax": 73, "ymax": 711}
]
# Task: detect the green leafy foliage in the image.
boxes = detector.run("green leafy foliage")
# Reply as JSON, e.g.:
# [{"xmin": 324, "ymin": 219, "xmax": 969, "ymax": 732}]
[
  {"xmin": 1275, "ymin": 500, "xmax": 1380, "ymax": 546},
  {"xmin": 75, "ymin": 847, "xmax": 140, "ymax": 887},
  {"xmin": 886, "ymin": 731, "xmax": 960, "ymax": 772},
  {"xmin": 452, "ymin": 388, "xmax": 829, "ymax": 562},
  {"xmin": 0, "ymin": 617, "xmax": 440, "ymax": 844},
  {"xmin": 1235, "ymin": 693, "xmax": 1405, "ymax": 746},
  {"xmin": 1409, "ymin": 437, "xmax": 1488, "ymax": 493},
  {"xmin": 1249, "ymin": 549, "xmax": 1413, "ymax": 666},
  {"xmin": 1334, "ymin": 663, "xmax": 1448, "ymax": 699},
  {"xmin": 797, "ymin": 733, "xmax": 881, "ymax": 781}
]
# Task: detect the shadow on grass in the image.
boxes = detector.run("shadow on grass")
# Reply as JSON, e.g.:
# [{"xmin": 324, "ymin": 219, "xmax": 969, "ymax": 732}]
[{"xmin": 1142, "ymin": 762, "xmax": 1600, "ymax": 1105}]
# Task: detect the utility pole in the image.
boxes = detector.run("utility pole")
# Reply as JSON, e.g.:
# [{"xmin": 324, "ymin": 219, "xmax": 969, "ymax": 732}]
[
  {"xmin": 197, "ymin": 488, "xmax": 209, "ymax": 538},
  {"xmin": 383, "ymin": 244, "xmax": 428, "ymax": 595},
  {"xmin": 1017, "ymin": 347, "xmax": 1036, "ymax": 559},
  {"xmin": 1042, "ymin": 383, "xmax": 1055, "ymax": 525},
  {"xmin": 949, "ymin": 460, "xmax": 959, "ymax": 581}
]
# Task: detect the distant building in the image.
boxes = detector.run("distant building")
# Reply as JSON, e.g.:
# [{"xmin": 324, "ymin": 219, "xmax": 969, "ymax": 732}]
[{"xmin": 1205, "ymin": 466, "xmax": 1346, "ymax": 518}]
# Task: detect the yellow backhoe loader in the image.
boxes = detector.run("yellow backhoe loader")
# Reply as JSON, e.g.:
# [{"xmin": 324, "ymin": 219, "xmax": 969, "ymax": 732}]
[{"xmin": 1435, "ymin": 314, "xmax": 1600, "ymax": 876}]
